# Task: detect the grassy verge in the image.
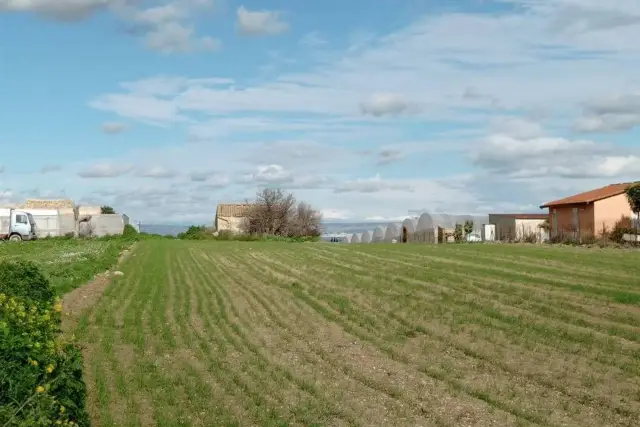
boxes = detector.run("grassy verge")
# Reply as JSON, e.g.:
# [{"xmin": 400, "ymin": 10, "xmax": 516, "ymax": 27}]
[{"xmin": 0, "ymin": 238, "xmax": 133, "ymax": 294}]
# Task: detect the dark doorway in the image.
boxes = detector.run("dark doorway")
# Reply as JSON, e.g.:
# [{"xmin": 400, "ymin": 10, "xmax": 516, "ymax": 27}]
[{"xmin": 402, "ymin": 227, "xmax": 408, "ymax": 243}]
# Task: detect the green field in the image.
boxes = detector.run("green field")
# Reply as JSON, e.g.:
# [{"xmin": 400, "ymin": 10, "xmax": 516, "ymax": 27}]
[
  {"xmin": 62, "ymin": 240, "xmax": 640, "ymax": 427},
  {"xmin": 0, "ymin": 239, "xmax": 129, "ymax": 294}
]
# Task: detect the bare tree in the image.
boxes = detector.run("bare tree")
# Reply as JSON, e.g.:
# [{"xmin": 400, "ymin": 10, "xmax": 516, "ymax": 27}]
[
  {"xmin": 290, "ymin": 202, "xmax": 322, "ymax": 237},
  {"xmin": 243, "ymin": 189, "xmax": 322, "ymax": 237}
]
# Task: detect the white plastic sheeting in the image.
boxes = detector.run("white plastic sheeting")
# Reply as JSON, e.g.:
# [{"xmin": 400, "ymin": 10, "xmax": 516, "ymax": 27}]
[
  {"xmin": 401, "ymin": 217, "xmax": 418, "ymax": 234},
  {"xmin": 372, "ymin": 226, "xmax": 386, "ymax": 243},
  {"xmin": 351, "ymin": 233, "xmax": 361, "ymax": 243},
  {"xmin": 384, "ymin": 223, "xmax": 401, "ymax": 242},
  {"xmin": 361, "ymin": 230, "xmax": 372, "ymax": 243},
  {"xmin": 342, "ymin": 235, "xmax": 352, "ymax": 244},
  {"xmin": 417, "ymin": 213, "xmax": 454, "ymax": 230}
]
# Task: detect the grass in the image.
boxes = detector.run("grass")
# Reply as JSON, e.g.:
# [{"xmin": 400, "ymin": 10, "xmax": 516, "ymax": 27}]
[
  {"xmin": 0, "ymin": 238, "xmax": 131, "ymax": 294},
  {"xmin": 70, "ymin": 240, "xmax": 640, "ymax": 427}
]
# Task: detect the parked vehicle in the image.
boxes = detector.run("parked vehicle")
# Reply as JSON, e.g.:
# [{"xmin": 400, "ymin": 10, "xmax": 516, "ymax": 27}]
[{"xmin": 0, "ymin": 208, "xmax": 38, "ymax": 241}]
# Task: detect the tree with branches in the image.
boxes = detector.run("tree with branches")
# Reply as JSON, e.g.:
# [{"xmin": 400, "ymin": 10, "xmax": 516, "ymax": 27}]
[
  {"xmin": 626, "ymin": 182, "xmax": 640, "ymax": 241},
  {"xmin": 242, "ymin": 188, "xmax": 322, "ymax": 238}
]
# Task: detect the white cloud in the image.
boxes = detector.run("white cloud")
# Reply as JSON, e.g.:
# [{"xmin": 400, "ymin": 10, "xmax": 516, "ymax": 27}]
[
  {"xmin": 360, "ymin": 93, "xmax": 414, "ymax": 117},
  {"xmin": 321, "ymin": 208, "xmax": 353, "ymax": 220},
  {"xmin": 0, "ymin": 0, "xmax": 113, "ymax": 21},
  {"xmin": 78, "ymin": 163, "xmax": 133, "ymax": 178},
  {"xmin": 236, "ymin": 6, "xmax": 289, "ymax": 36},
  {"xmin": 376, "ymin": 149, "xmax": 404, "ymax": 165},
  {"xmin": 137, "ymin": 166, "xmax": 178, "ymax": 179},
  {"xmin": 334, "ymin": 174, "xmax": 414, "ymax": 193},
  {"xmin": 490, "ymin": 116, "xmax": 545, "ymax": 139},
  {"xmin": 472, "ymin": 132, "xmax": 640, "ymax": 179},
  {"xmin": 101, "ymin": 121, "xmax": 127, "ymax": 134},
  {"xmin": 143, "ymin": 21, "xmax": 220, "ymax": 54},
  {"xmin": 1, "ymin": 0, "xmax": 218, "ymax": 53},
  {"xmin": 574, "ymin": 93, "xmax": 640, "ymax": 132},
  {"xmin": 241, "ymin": 164, "xmax": 293, "ymax": 184}
]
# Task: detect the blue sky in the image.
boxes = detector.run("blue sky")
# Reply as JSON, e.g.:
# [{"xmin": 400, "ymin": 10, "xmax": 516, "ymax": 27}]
[{"xmin": 2, "ymin": 0, "xmax": 640, "ymax": 224}]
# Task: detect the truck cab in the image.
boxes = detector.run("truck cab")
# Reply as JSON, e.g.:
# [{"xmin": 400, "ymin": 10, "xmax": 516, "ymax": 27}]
[{"xmin": 0, "ymin": 209, "xmax": 38, "ymax": 241}]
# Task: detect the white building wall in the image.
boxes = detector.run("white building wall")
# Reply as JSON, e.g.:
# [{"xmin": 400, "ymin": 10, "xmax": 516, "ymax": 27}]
[{"xmin": 515, "ymin": 218, "xmax": 548, "ymax": 242}]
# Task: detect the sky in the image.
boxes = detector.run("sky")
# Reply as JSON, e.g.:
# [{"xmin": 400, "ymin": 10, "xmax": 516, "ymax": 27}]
[{"xmin": 2, "ymin": 0, "xmax": 640, "ymax": 225}]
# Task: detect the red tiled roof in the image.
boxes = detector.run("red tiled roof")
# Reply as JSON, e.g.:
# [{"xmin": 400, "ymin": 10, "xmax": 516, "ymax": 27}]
[
  {"xmin": 491, "ymin": 213, "xmax": 548, "ymax": 220},
  {"xmin": 540, "ymin": 183, "xmax": 632, "ymax": 208},
  {"xmin": 216, "ymin": 203, "xmax": 252, "ymax": 218}
]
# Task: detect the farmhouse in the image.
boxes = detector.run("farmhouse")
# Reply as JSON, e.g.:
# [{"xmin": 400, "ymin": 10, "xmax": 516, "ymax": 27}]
[
  {"xmin": 488, "ymin": 213, "xmax": 549, "ymax": 242},
  {"xmin": 540, "ymin": 183, "xmax": 636, "ymax": 238},
  {"xmin": 215, "ymin": 203, "xmax": 252, "ymax": 233}
]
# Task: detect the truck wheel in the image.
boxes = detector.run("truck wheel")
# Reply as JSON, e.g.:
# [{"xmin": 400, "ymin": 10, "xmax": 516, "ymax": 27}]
[{"xmin": 9, "ymin": 234, "xmax": 22, "ymax": 242}]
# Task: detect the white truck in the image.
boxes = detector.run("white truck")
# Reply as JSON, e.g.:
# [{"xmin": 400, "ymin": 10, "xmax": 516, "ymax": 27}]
[{"xmin": 0, "ymin": 208, "xmax": 38, "ymax": 241}]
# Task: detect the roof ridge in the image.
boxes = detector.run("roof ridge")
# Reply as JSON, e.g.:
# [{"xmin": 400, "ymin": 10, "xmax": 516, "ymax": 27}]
[{"xmin": 540, "ymin": 182, "xmax": 632, "ymax": 208}]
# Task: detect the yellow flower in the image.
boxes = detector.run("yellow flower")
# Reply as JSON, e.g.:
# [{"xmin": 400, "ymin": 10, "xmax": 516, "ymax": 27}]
[
  {"xmin": 47, "ymin": 365, "xmax": 54, "ymax": 373},
  {"xmin": 36, "ymin": 386, "xmax": 45, "ymax": 393},
  {"xmin": 53, "ymin": 302, "xmax": 63, "ymax": 313},
  {"xmin": 59, "ymin": 405, "xmax": 65, "ymax": 413},
  {"xmin": 56, "ymin": 421, "xmax": 61, "ymax": 425},
  {"xmin": 30, "ymin": 360, "xmax": 39, "ymax": 366}
]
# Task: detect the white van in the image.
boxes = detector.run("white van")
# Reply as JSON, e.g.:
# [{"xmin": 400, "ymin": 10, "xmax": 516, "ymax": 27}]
[{"xmin": 0, "ymin": 208, "xmax": 38, "ymax": 241}]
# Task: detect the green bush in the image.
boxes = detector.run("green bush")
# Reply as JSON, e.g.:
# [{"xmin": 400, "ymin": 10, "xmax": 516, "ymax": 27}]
[
  {"xmin": 177, "ymin": 225, "xmax": 212, "ymax": 240},
  {"xmin": 122, "ymin": 224, "xmax": 138, "ymax": 238},
  {"xmin": 0, "ymin": 261, "xmax": 90, "ymax": 427},
  {"xmin": 0, "ymin": 261, "xmax": 54, "ymax": 307}
]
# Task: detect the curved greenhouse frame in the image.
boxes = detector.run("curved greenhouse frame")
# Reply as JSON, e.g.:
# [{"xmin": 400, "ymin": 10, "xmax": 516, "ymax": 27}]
[
  {"xmin": 372, "ymin": 226, "xmax": 386, "ymax": 243},
  {"xmin": 361, "ymin": 230, "xmax": 372, "ymax": 243},
  {"xmin": 350, "ymin": 233, "xmax": 361, "ymax": 244},
  {"xmin": 400, "ymin": 217, "xmax": 418, "ymax": 243},
  {"xmin": 384, "ymin": 223, "xmax": 400, "ymax": 242},
  {"xmin": 342, "ymin": 235, "xmax": 352, "ymax": 244}
]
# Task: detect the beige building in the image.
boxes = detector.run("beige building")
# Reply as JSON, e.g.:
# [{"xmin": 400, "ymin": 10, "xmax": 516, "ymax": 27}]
[
  {"xmin": 541, "ymin": 183, "xmax": 636, "ymax": 238},
  {"xmin": 215, "ymin": 203, "xmax": 252, "ymax": 233}
]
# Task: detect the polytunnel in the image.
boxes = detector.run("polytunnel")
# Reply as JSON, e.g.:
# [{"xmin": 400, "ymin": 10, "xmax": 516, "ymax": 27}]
[
  {"xmin": 437, "ymin": 214, "xmax": 455, "ymax": 228},
  {"xmin": 372, "ymin": 226, "xmax": 386, "ymax": 243},
  {"xmin": 342, "ymin": 235, "xmax": 352, "ymax": 244},
  {"xmin": 384, "ymin": 223, "xmax": 401, "ymax": 242},
  {"xmin": 361, "ymin": 230, "xmax": 372, "ymax": 243},
  {"xmin": 400, "ymin": 217, "xmax": 419, "ymax": 243},
  {"xmin": 351, "ymin": 233, "xmax": 361, "ymax": 244}
]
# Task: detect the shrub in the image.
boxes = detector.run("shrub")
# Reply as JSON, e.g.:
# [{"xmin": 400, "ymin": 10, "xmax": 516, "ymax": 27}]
[
  {"xmin": 177, "ymin": 225, "xmax": 212, "ymax": 240},
  {"xmin": 610, "ymin": 215, "xmax": 633, "ymax": 243},
  {"xmin": 0, "ymin": 261, "xmax": 90, "ymax": 427},
  {"xmin": 0, "ymin": 261, "xmax": 54, "ymax": 307},
  {"xmin": 520, "ymin": 231, "xmax": 539, "ymax": 244},
  {"xmin": 122, "ymin": 224, "xmax": 138, "ymax": 238},
  {"xmin": 453, "ymin": 223, "xmax": 463, "ymax": 243}
]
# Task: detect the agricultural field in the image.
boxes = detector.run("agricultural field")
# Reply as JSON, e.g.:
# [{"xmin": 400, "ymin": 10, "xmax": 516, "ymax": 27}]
[
  {"xmin": 70, "ymin": 241, "xmax": 640, "ymax": 427},
  {"xmin": 0, "ymin": 238, "xmax": 129, "ymax": 294}
]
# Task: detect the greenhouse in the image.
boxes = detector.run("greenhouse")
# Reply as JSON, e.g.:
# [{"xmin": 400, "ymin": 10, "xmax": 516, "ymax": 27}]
[
  {"xmin": 383, "ymin": 223, "xmax": 400, "ymax": 242},
  {"xmin": 371, "ymin": 226, "xmax": 386, "ymax": 243}
]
